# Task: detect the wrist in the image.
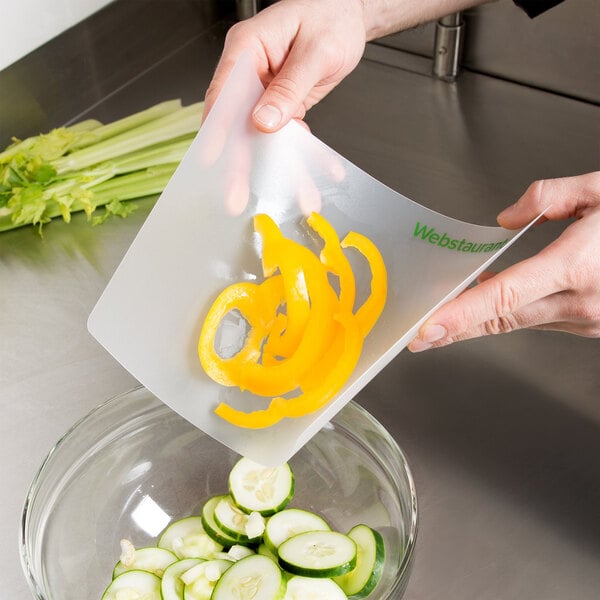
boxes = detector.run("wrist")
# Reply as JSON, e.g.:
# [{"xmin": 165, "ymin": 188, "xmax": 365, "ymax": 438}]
[{"xmin": 361, "ymin": 0, "xmax": 487, "ymax": 42}]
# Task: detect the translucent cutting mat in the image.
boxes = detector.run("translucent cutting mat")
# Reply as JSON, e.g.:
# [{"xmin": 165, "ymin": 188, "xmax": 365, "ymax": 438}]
[{"xmin": 88, "ymin": 53, "xmax": 540, "ymax": 465}]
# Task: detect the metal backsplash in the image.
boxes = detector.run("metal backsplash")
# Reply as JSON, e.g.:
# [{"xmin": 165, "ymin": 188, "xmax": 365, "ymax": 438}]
[{"xmin": 374, "ymin": 0, "xmax": 599, "ymax": 104}]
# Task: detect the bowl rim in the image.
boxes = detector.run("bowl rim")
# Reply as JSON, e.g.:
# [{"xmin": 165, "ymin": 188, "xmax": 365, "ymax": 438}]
[{"xmin": 20, "ymin": 385, "xmax": 418, "ymax": 600}]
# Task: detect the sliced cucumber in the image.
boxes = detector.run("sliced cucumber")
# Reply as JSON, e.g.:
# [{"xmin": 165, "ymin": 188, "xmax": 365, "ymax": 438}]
[
  {"xmin": 333, "ymin": 524, "xmax": 385, "ymax": 598},
  {"xmin": 182, "ymin": 559, "xmax": 232, "ymax": 600},
  {"xmin": 283, "ymin": 575, "xmax": 347, "ymax": 599},
  {"xmin": 212, "ymin": 543, "xmax": 257, "ymax": 563},
  {"xmin": 226, "ymin": 544, "xmax": 256, "ymax": 561},
  {"xmin": 101, "ymin": 569, "xmax": 161, "ymax": 600},
  {"xmin": 229, "ymin": 457, "xmax": 294, "ymax": 516},
  {"xmin": 278, "ymin": 531, "xmax": 357, "ymax": 578},
  {"xmin": 158, "ymin": 516, "xmax": 223, "ymax": 559},
  {"xmin": 264, "ymin": 508, "xmax": 331, "ymax": 552},
  {"xmin": 211, "ymin": 554, "xmax": 287, "ymax": 600},
  {"xmin": 200, "ymin": 495, "xmax": 240, "ymax": 547},
  {"xmin": 213, "ymin": 495, "xmax": 264, "ymax": 544},
  {"xmin": 112, "ymin": 546, "xmax": 177, "ymax": 579},
  {"xmin": 257, "ymin": 542, "xmax": 279, "ymax": 563},
  {"xmin": 161, "ymin": 558, "xmax": 204, "ymax": 600}
]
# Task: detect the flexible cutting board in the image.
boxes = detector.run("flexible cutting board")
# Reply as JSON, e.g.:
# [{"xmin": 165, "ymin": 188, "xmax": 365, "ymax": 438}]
[{"xmin": 88, "ymin": 53, "xmax": 541, "ymax": 466}]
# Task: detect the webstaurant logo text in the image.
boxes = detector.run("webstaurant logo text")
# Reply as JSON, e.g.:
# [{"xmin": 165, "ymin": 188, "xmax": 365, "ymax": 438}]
[{"xmin": 413, "ymin": 222, "xmax": 509, "ymax": 253}]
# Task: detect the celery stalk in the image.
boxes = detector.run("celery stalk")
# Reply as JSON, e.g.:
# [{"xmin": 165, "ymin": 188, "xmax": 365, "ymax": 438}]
[
  {"xmin": 0, "ymin": 99, "xmax": 201, "ymax": 234},
  {"xmin": 64, "ymin": 119, "xmax": 103, "ymax": 133},
  {"xmin": 0, "ymin": 164, "xmax": 177, "ymax": 233},
  {"xmin": 52, "ymin": 102, "xmax": 203, "ymax": 174},
  {"xmin": 91, "ymin": 164, "xmax": 178, "ymax": 202},
  {"xmin": 111, "ymin": 134, "xmax": 194, "ymax": 174},
  {"xmin": 68, "ymin": 99, "xmax": 183, "ymax": 150}
]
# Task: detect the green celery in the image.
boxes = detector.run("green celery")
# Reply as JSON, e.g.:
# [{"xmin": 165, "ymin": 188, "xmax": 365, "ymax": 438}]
[
  {"xmin": 0, "ymin": 99, "xmax": 201, "ymax": 234},
  {"xmin": 52, "ymin": 102, "xmax": 204, "ymax": 174},
  {"xmin": 0, "ymin": 164, "xmax": 177, "ymax": 233},
  {"xmin": 91, "ymin": 163, "xmax": 178, "ymax": 203},
  {"xmin": 67, "ymin": 99, "xmax": 182, "ymax": 150},
  {"xmin": 111, "ymin": 134, "xmax": 194, "ymax": 174},
  {"xmin": 64, "ymin": 119, "xmax": 103, "ymax": 133}
]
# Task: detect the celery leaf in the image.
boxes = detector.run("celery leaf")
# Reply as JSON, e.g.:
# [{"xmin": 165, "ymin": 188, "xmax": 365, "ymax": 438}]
[{"xmin": 92, "ymin": 198, "xmax": 138, "ymax": 226}]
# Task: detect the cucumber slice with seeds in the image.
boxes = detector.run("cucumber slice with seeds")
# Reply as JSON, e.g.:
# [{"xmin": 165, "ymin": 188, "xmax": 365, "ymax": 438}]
[
  {"xmin": 333, "ymin": 524, "xmax": 385, "ymax": 598},
  {"xmin": 161, "ymin": 558, "xmax": 204, "ymax": 600},
  {"xmin": 182, "ymin": 559, "xmax": 233, "ymax": 600},
  {"xmin": 229, "ymin": 457, "xmax": 294, "ymax": 516},
  {"xmin": 283, "ymin": 575, "xmax": 347, "ymax": 599},
  {"xmin": 211, "ymin": 554, "xmax": 287, "ymax": 600},
  {"xmin": 213, "ymin": 495, "xmax": 264, "ymax": 544},
  {"xmin": 201, "ymin": 495, "xmax": 240, "ymax": 547},
  {"xmin": 101, "ymin": 570, "xmax": 161, "ymax": 600},
  {"xmin": 264, "ymin": 508, "xmax": 331, "ymax": 552},
  {"xmin": 112, "ymin": 546, "xmax": 177, "ymax": 579},
  {"xmin": 158, "ymin": 516, "xmax": 223, "ymax": 559},
  {"xmin": 278, "ymin": 531, "xmax": 357, "ymax": 578}
]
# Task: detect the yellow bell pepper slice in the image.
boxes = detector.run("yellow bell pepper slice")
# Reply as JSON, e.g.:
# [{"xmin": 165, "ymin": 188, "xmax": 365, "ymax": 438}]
[
  {"xmin": 255, "ymin": 214, "xmax": 310, "ymax": 359},
  {"xmin": 214, "ymin": 311, "xmax": 363, "ymax": 428},
  {"xmin": 341, "ymin": 231, "xmax": 387, "ymax": 337},
  {"xmin": 199, "ymin": 212, "xmax": 387, "ymax": 428},
  {"xmin": 230, "ymin": 237, "xmax": 338, "ymax": 396},
  {"xmin": 264, "ymin": 211, "xmax": 357, "ymax": 363},
  {"xmin": 198, "ymin": 275, "xmax": 284, "ymax": 387},
  {"xmin": 260, "ymin": 239, "xmax": 312, "ymax": 362},
  {"xmin": 307, "ymin": 212, "xmax": 356, "ymax": 313}
]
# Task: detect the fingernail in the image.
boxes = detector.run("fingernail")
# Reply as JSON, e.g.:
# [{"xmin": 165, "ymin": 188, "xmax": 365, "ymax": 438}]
[
  {"xmin": 408, "ymin": 324, "xmax": 447, "ymax": 353},
  {"xmin": 253, "ymin": 104, "xmax": 282, "ymax": 129},
  {"xmin": 408, "ymin": 339, "xmax": 432, "ymax": 353},
  {"xmin": 497, "ymin": 204, "xmax": 516, "ymax": 224},
  {"xmin": 422, "ymin": 324, "xmax": 447, "ymax": 343}
]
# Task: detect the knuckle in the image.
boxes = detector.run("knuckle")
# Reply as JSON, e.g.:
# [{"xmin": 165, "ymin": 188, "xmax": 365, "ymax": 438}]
[
  {"xmin": 525, "ymin": 178, "xmax": 547, "ymax": 209},
  {"xmin": 482, "ymin": 314, "xmax": 520, "ymax": 336},
  {"xmin": 493, "ymin": 279, "xmax": 521, "ymax": 316},
  {"xmin": 268, "ymin": 76, "xmax": 302, "ymax": 104},
  {"xmin": 225, "ymin": 20, "xmax": 249, "ymax": 43}
]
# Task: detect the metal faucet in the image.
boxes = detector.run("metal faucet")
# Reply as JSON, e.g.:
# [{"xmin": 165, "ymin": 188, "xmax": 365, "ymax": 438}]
[
  {"xmin": 432, "ymin": 12, "xmax": 465, "ymax": 82},
  {"xmin": 236, "ymin": 0, "xmax": 259, "ymax": 20}
]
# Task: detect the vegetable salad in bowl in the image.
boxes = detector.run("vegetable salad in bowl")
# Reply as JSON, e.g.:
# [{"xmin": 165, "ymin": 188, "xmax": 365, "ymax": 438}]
[
  {"xmin": 21, "ymin": 387, "xmax": 417, "ymax": 600},
  {"xmin": 101, "ymin": 457, "xmax": 386, "ymax": 599}
]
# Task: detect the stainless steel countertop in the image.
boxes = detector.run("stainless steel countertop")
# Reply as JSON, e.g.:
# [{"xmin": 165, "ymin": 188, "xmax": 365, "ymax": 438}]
[{"xmin": 2, "ymin": 2, "xmax": 599, "ymax": 599}]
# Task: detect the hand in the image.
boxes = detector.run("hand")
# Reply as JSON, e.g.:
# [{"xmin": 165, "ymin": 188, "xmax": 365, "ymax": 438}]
[
  {"xmin": 203, "ymin": 0, "xmax": 490, "ymax": 132},
  {"xmin": 204, "ymin": 0, "xmax": 368, "ymax": 132},
  {"xmin": 408, "ymin": 171, "xmax": 600, "ymax": 351}
]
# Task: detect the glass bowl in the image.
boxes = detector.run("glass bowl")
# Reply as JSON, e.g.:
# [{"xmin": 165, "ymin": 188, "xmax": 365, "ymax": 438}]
[{"xmin": 20, "ymin": 386, "xmax": 417, "ymax": 599}]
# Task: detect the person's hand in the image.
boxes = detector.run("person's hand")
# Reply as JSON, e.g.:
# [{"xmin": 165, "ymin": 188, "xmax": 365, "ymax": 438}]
[
  {"xmin": 408, "ymin": 172, "xmax": 600, "ymax": 351},
  {"xmin": 203, "ymin": 0, "xmax": 489, "ymax": 132},
  {"xmin": 203, "ymin": 0, "xmax": 368, "ymax": 132}
]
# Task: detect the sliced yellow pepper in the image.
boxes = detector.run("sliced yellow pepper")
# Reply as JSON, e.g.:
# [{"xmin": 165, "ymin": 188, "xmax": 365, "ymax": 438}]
[
  {"xmin": 198, "ymin": 275, "xmax": 284, "ymax": 387},
  {"xmin": 214, "ymin": 311, "xmax": 363, "ymax": 428},
  {"xmin": 263, "ymin": 212, "xmax": 356, "ymax": 363},
  {"xmin": 341, "ymin": 231, "xmax": 387, "ymax": 337},
  {"xmin": 198, "ymin": 212, "xmax": 387, "ymax": 428},
  {"xmin": 307, "ymin": 212, "xmax": 355, "ymax": 313},
  {"xmin": 256, "ymin": 214, "xmax": 310, "ymax": 360},
  {"xmin": 231, "ymin": 236, "xmax": 338, "ymax": 396}
]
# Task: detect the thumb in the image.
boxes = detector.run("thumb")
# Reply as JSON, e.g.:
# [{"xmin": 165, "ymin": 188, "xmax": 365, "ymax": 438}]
[
  {"xmin": 497, "ymin": 172, "xmax": 600, "ymax": 229},
  {"xmin": 251, "ymin": 40, "xmax": 339, "ymax": 133}
]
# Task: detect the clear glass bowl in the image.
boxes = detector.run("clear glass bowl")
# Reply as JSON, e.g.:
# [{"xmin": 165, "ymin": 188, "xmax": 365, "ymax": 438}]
[{"xmin": 20, "ymin": 386, "xmax": 417, "ymax": 599}]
